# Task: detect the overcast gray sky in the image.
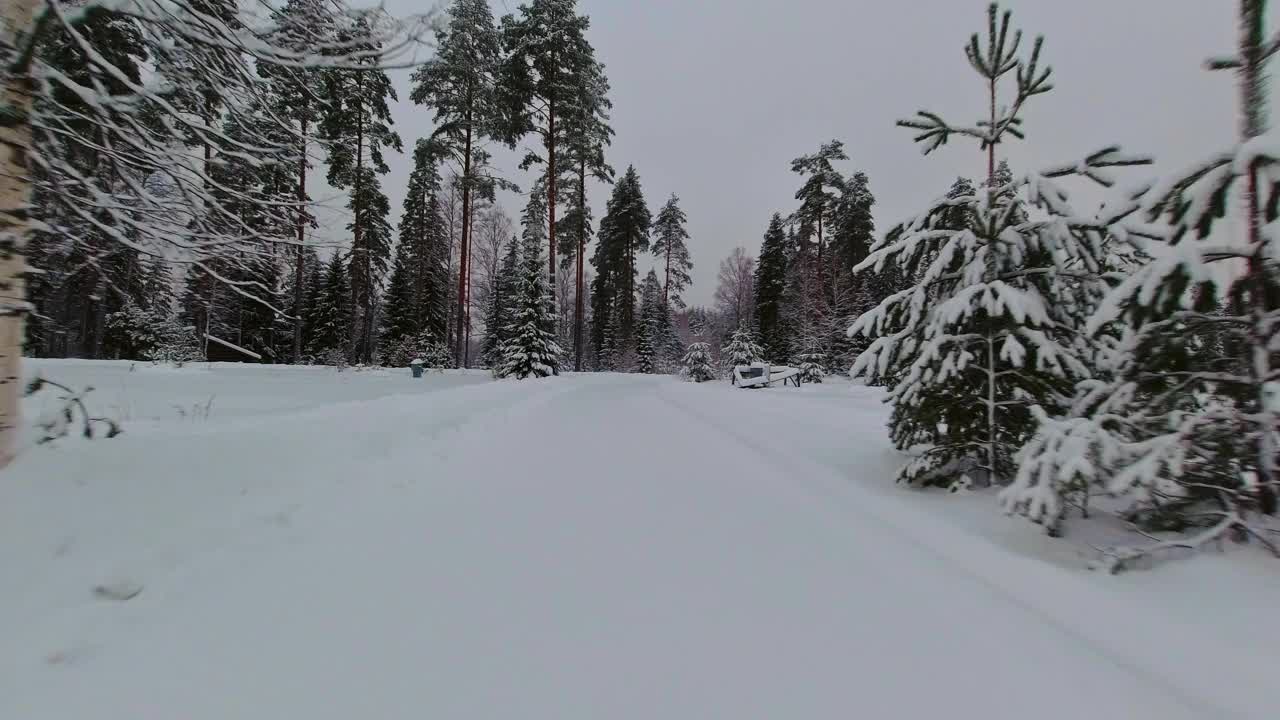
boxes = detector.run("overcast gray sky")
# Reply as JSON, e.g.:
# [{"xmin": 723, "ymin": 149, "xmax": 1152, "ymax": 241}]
[{"xmin": 341, "ymin": 0, "xmax": 1249, "ymax": 307}]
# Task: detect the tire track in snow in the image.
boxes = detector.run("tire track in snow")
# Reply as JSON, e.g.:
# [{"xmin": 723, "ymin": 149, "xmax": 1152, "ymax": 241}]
[{"xmin": 653, "ymin": 385, "xmax": 1243, "ymax": 720}]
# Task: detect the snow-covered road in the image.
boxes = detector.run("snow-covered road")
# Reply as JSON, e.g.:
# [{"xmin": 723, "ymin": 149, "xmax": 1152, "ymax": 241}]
[{"xmin": 3, "ymin": 365, "xmax": 1275, "ymax": 719}]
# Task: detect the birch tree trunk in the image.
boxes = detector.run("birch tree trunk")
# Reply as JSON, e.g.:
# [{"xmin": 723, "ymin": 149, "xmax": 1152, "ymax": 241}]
[{"xmin": 0, "ymin": 0, "xmax": 39, "ymax": 469}]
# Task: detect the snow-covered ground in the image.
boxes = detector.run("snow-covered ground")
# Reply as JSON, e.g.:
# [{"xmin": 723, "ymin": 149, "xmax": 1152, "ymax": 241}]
[{"xmin": 3, "ymin": 360, "xmax": 1276, "ymax": 719}]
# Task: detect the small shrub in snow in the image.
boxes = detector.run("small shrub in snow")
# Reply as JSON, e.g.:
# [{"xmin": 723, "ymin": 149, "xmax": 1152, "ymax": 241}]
[{"xmin": 25, "ymin": 377, "xmax": 122, "ymax": 443}]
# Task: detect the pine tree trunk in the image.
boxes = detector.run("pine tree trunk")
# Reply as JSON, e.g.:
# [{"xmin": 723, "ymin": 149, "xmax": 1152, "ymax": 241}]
[
  {"xmin": 575, "ymin": 157, "xmax": 586, "ymax": 372},
  {"xmin": 988, "ymin": 77, "xmax": 997, "ymax": 189},
  {"xmin": 413, "ymin": 187, "xmax": 427, "ymax": 334},
  {"xmin": 816, "ymin": 215, "xmax": 823, "ymax": 268},
  {"xmin": 984, "ymin": 73, "xmax": 999, "ymax": 485},
  {"xmin": 292, "ymin": 116, "xmax": 308, "ymax": 363},
  {"xmin": 627, "ymin": 239, "xmax": 634, "ymax": 341},
  {"xmin": 547, "ymin": 93, "xmax": 558, "ymax": 308},
  {"xmin": 0, "ymin": 0, "xmax": 38, "ymax": 468},
  {"xmin": 465, "ymin": 197, "xmax": 474, "ymax": 367},
  {"xmin": 1240, "ymin": 0, "xmax": 1278, "ymax": 512},
  {"xmin": 352, "ymin": 99, "xmax": 366, "ymax": 364},
  {"xmin": 201, "ymin": 111, "xmax": 215, "ymax": 359},
  {"xmin": 455, "ymin": 118, "xmax": 473, "ymax": 368},
  {"xmin": 985, "ymin": 332, "xmax": 998, "ymax": 483},
  {"xmin": 664, "ymin": 242, "xmax": 671, "ymax": 308}
]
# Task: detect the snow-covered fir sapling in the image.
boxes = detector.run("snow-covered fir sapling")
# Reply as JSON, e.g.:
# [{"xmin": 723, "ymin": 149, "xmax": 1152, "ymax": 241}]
[
  {"xmin": 682, "ymin": 341, "xmax": 717, "ymax": 383},
  {"xmin": 849, "ymin": 2, "xmax": 1153, "ymax": 489},
  {"xmin": 721, "ymin": 326, "xmax": 763, "ymax": 372},
  {"xmin": 797, "ymin": 337, "xmax": 827, "ymax": 383},
  {"xmin": 1007, "ymin": 0, "xmax": 1280, "ymax": 567}
]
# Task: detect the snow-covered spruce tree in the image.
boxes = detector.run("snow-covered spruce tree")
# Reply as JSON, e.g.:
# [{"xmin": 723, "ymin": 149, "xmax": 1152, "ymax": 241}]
[
  {"xmin": 299, "ymin": 248, "xmax": 325, "ymax": 355},
  {"xmin": 682, "ymin": 341, "xmax": 716, "ymax": 382},
  {"xmin": 721, "ymin": 326, "xmax": 763, "ymax": 371},
  {"xmin": 380, "ymin": 238, "xmax": 418, "ymax": 348},
  {"xmin": 381, "ymin": 143, "xmax": 449, "ymax": 354},
  {"xmin": 754, "ymin": 214, "xmax": 790, "ymax": 362},
  {"xmin": 481, "ymin": 234, "xmax": 520, "ymax": 368},
  {"xmin": 150, "ymin": 316, "xmax": 202, "ymax": 366},
  {"xmin": 308, "ymin": 254, "xmax": 352, "ymax": 362},
  {"xmin": 783, "ymin": 229, "xmax": 829, "ymax": 364},
  {"xmin": 651, "ymin": 194, "xmax": 694, "ymax": 310},
  {"xmin": 104, "ymin": 303, "xmax": 160, "ymax": 360},
  {"xmin": 826, "ymin": 170, "xmax": 877, "ymax": 367},
  {"xmin": 851, "ymin": 2, "xmax": 1152, "ymax": 488},
  {"xmin": 401, "ymin": 140, "xmax": 451, "ymax": 343},
  {"xmin": 498, "ymin": 197, "xmax": 562, "ymax": 379},
  {"xmin": 831, "ymin": 169, "xmax": 877, "ymax": 278},
  {"xmin": 634, "ymin": 269, "xmax": 663, "ymax": 373},
  {"xmin": 656, "ymin": 293, "xmax": 683, "ymax": 371},
  {"xmin": 590, "ymin": 165, "xmax": 651, "ymax": 365},
  {"xmin": 1006, "ymin": 1, "xmax": 1280, "ymax": 562}
]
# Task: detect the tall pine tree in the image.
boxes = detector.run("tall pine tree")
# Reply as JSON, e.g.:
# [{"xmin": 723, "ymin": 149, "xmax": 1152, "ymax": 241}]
[
  {"xmin": 560, "ymin": 56, "xmax": 614, "ymax": 371},
  {"xmin": 324, "ymin": 12, "xmax": 402, "ymax": 364},
  {"xmin": 651, "ymin": 194, "xmax": 694, "ymax": 310},
  {"xmin": 412, "ymin": 0, "xmax": 505, "ymax": 367},
  {"xmin": 261, "ymin": 0, "xmax": 334, "ymax": 362},
  {"xmin": 499, "ymin": 0, "xmax": 595, "ymax": 303},
  {"xmin": 791, "ymin": 140, "xmax": 848, "ymax": 269}
]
